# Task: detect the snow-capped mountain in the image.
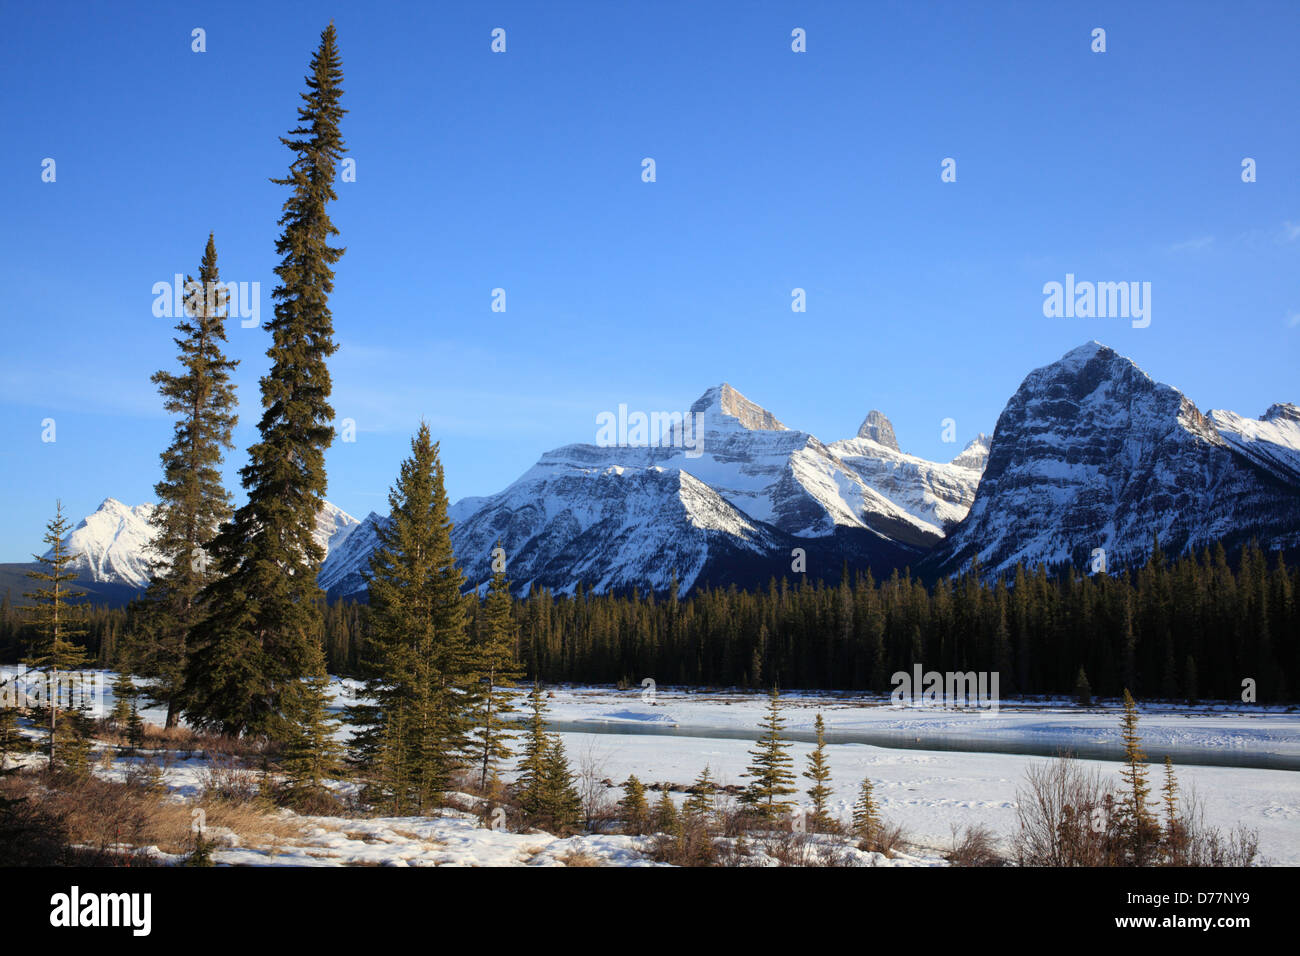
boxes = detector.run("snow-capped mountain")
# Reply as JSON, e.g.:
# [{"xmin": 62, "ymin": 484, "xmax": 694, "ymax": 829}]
[
  {"xmin": 828, "ymin": 414, "xmax": 986, "ymax": 534},
  {"xmin": 47, "ymin": 497, "xmax": 361, "ymax": 589},
  {"xmin": 53, "ymin": 499, "xmax": 160, "ymax": 588},
  {"xmin": 51, "ymin": 343, "xmax": 1292, "ymax": 600},
  {"xmin": 933, "ymin": 342, "xmax": 1300, "ymax": 577},
  {"xmin": 320, "ymin": 384, "xmax": 990, "ymax": 598}
]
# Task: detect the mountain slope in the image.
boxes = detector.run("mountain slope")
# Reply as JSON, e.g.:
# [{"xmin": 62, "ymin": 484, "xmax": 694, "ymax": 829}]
[{"xmin": 934, "ymin": 342, "xmax": 1300, "ymax": 576}]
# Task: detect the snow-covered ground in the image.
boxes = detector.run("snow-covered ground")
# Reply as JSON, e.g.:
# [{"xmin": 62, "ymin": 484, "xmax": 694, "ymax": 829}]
[
  {"xmin": 5, "ymin": 667, "xmax": 1297, "ymax": 866},
  {"xmin": 530, "ymin": 686, "xmax": 1300, "ymax": 864}
]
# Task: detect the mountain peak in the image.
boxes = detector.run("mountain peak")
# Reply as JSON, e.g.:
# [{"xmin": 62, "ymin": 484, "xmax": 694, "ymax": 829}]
[
  {"xmin": 950, "ymin": 433, "xmax": 990, "ymax": 470},
  {"xmin": 1263, "ymin": 402, "xmax": 1300, "ymax": 424},
  {"xmin": 691, "ymin": 384, "xmax": 787, "ymax": 431},
  {"xmin": 856, "ymin": 410, "xmax": 899, "ymax": 450}
]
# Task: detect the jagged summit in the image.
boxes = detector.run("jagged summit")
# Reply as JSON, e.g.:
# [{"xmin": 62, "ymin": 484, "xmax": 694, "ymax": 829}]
[
  {"xmin": 856, "ymin": 410, "xmax": 899, "ymax": 451},
  {"xmin": 950, "ymin": 434, "xmax": 990, "ymax": 471},
  {"xmin": 690, "ymin": 384, "xmax": 787, "ymax": 431}
]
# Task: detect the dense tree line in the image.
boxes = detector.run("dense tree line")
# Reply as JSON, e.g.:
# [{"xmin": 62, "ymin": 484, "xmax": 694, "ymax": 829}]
[
  {"xmin": 306, "ymin": 538, "xmax": 1297, "ymax": 703},
  {"xmin": 7, "ymin": 535, "xmax": 1295, "ymax": 706},
  {"xmin": 508, "ymin": 539, "xmax": 1294, "ymax": 702}
]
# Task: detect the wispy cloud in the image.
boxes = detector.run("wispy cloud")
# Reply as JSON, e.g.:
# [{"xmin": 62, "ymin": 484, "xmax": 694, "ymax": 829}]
[
  {"xmin": 1284, "ymin": 222, "xmax": 1300, "ymax": 242},
  {"xmin": 1166, "ymin": 236, "xmax": 1214, "ymax": 253}
]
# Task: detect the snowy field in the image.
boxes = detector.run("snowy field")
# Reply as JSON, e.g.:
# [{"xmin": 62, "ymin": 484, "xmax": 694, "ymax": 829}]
[
  {"xmin": 524, "ymin": 686, "xmax": 1300, "ymax": 864},
  {"xmin": 5, "ymin": 668, "xmax": 1298, "ymax": 866}
]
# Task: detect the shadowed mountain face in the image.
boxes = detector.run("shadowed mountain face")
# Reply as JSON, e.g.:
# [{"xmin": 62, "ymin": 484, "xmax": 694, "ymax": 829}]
[{"xmin": 932, "ymin": 342, "xmax": 1300, "ymax": 576}]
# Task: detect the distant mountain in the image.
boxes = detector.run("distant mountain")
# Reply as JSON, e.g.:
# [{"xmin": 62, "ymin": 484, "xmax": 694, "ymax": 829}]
[
  {"xmin": 321, "ymin": 383, "xmax": 989, "ymax": 598},
  {"xmin": 931, "ymin": 342, "xmax": 1300, "ymax": 576},
  {"xmin": 16, "ymin": 342, "xmax": 1294, "ymax": 605},
  {"xmin": 0, "ymin": 498, "xmax": 362, "ymax": 605}
]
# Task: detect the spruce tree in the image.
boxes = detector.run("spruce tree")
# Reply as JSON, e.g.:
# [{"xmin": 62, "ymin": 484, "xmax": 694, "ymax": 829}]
[
  {"xmin": 516, "ymin": 683, "xmax": 552, "ymax": 822},
  {"xmin": 653, "ymin": 785, "xmax": 679, "ymax": 834},
  {"xmin": 23, "ymin": 503, "xmax": 91, "ymax": 767},
  {"xmin": 1160, "ymin": 755, "xmax": 1183, "ymax": 862},
  {"xmin": 1116, "ymin": 689, "xmax": 1157, "ymax": 864},
  {"xmin": 110, "ymin": 670, "xmax": 137, "ymax": 728},
  {"xmin": 803, "ymin": 713, "xmax": 834, "ymax": 831},
  {"xmin": 132, "ymin": 233, "xmax": 238, "ymax": 728},
  {"xmin": 739, "ymin": 686, "xmax": 797, "ymax": 820},
  {"xmin": 184, "ymin": 24, "xmax": 346, "ymax": 738},
  {"xmin": 852, "ymin": 776, "xmax": 881, "ymax": 843},
  {"xmin": 620, "ymin": 774, "xmax": 650, "ymax": 834},
  {"xmin": 347, "ymin": 424, "xmax": 470, "ymax": 811},
  {"xmin": 279, "ymin": 638, "xmax": 341, "ymax": 799},
  {"xmin": 682, "ymin": 765, "xmax": 716, "ymax": 821},
  {"xmin": 540, "ymin": 736, "xmax": 583, "ymax": 833},
  {"xmin": 1074, "ymin": 667, "xmax": 1092, "ymax": 706},
  {"xmin": 468, "ymin": 547, "xmax": 522, "ymax": 789}
]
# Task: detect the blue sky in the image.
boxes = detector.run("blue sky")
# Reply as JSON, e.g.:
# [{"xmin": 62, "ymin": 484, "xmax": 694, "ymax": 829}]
[{"xmin": 1, "ymin": 0, "xmax": 1297, "ymax": 559}]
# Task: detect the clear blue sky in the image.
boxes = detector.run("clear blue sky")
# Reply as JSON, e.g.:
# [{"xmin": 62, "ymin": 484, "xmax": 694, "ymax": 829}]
[{"xmin": 1, "ymin": 0, "xmax": 1297, "ymax": 559}]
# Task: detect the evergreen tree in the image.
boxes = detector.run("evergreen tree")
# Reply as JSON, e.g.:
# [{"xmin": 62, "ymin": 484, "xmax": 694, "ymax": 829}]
[
  {"xmin": 279, "ymin": 638, "xmax": 341, "ymax": 798},
  {"xmin": 802, "ymin": 713, "xmax": 834, "ymax": 831},
  {"xmin": 1161, "ymin": 754, "xmax": 1182, "ymax": 858},
  {"xmin": 125, "ymin": 697, "xmax": 145, "ymax": 753},
  {"xmin": 1074, "ymin": 666, "xmax": 1092, "ymax": 706},
  {"xmin": 851, "ymin": 776, "xmax": 881, "ymax": 843},
  {"xmin": 347, "ymin": 424, "xmax": 470, "ymax": 811},
  {"xmin": 653, "ymin": 785, "xmax": 679, "ymax": 834},
  {"xmin": 739, "ymin": 686, "xmax": 797, "ymax": 820},
  {"xmin": 184, "ymin": 24, "xmax": 346, "ymax": 738},
  {"xmin": 131, "ymin": 233, "xmax": 238, "ymax": 728},
  {"xmin": 620, "ymin": 774, "xmax": 650, "ymax": 834},
  {"xmin": 1116, "ymin": 689, "xmax": 1158, "ymax": 864},
  {"xmin": 468, "ymin": 547, "xmax": 522, "ymax": 789},
  {"xmin": 516, "ymin": 683, "xmax": 552, "ymax": 822},
  {"xmin": 682, "ymin": 765, "xmax": 716, "ymax": 821},
  {"xmin": 52, "ymin": 705, "xmax": 94, "ymax": 780},
  {"xmin": 23, "ymin": 503, "xmax": 91, "ymax": 767},
  {"xmin": 110, "ymin": 670, "xmax": 137, "ymax": 728},
  {"xmin": 540, "ymin": 736, "xmax": 583, "ymax": 833}
]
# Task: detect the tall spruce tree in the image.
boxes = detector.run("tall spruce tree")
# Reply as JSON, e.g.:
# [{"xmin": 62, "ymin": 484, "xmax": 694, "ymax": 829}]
[
  {"xmin": 132, "ymin": 233, "xmax": 238, "ymax": 728},
  {"xmin": 739, "ymin": 686, "xmax": 797, "ymax": 820},
  {"xmin": 347, "ymin": 424, "xmax": 471, "ymax": 812},
  {"xmin": 23, "ymin": 503, "xmax": 91, "ymax": 766},
  {"xmin": 184, "ymin": 24, "xmax": 346, "ymax": 738}
]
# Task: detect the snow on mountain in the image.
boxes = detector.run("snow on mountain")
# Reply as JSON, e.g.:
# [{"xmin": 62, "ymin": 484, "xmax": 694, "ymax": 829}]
[
  {"xmin": 317, "ymin": 511, "xmax": 389, "ymax": 597},
  {"xmin": 314, "ymin": 501, "xmax": 362, "ymax": 557},
  {"xmin": 320, "ymin": 385, "xmax": 983, "ymax": 599},
  {"xmin": 50, "ymin": 498, "xmax": 360, "ymax": 589},
  {"xmin": 51, "ymin": 498, "xmax": 160, "ymax": 588},
  {"xmin": 1209, "ymin": 403, "xmax": 1300, "ymax": 484},
  {"xmin": 950, "ymin": 434, "xmax": 991, "ymax": 472},
  {"xmin": 828, "ymin": 412, "xmax": 986, "ymax": 534},
  {"xmin": 934, "ymin": 342, "xmax": 1300, "ymax": 577}
]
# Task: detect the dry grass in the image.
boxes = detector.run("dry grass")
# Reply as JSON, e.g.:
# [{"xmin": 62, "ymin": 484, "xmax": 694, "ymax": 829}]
[
  {"xmin": 560, "ymin": 849, "xmax": 602, "ymax": 867},
  {"xmin": 0, "ymin": 768, "xmax": 305, "ymax": 865}
]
